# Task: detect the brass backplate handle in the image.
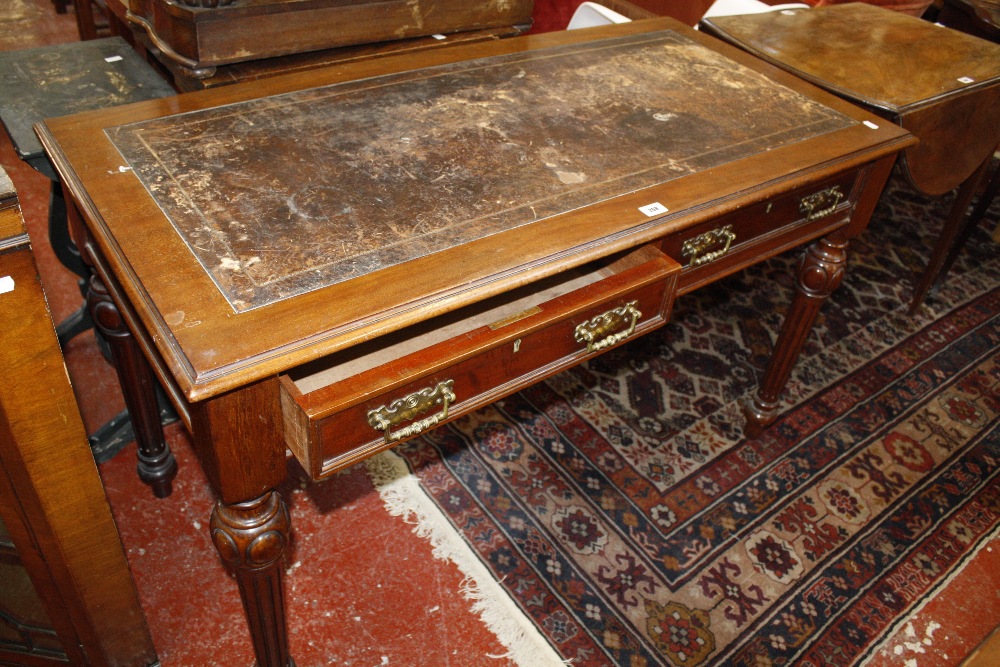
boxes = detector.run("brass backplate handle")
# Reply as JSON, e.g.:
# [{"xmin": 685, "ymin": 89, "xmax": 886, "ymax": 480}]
[
  {"xmin": 681, "ymin": 224, "xmax": 736, "ymax": 267},
  {"xmin": 799, "ymin": 186, "xmax": 844, "ymax": 221},
  {"xmin": 574, "ymin": 301, "xmax": 641, "ymax": 353},
  {"xmin": 368, "ymin": 379, "xmax": 456, "ymax": 445}
]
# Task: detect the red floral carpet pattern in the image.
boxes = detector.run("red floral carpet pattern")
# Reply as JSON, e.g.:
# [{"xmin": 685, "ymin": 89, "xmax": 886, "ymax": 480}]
[{"xmin": 389, "ymin": 181, "xmax": 1000, "ymax": 666}]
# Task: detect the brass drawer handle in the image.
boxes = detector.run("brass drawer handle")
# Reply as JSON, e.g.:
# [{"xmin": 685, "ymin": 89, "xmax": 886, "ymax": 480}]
[
  {"xmin": 367, "ymin": 379, "xmax": 456, "ymax": 445},
  {"xmin": 575, "ymin": 301, "xmax": 641, "ymax": 353},
  {"xmin": 681, "ymin": 225, "xmax": 736, "ymax": 267},
  {"xmin": 799, "ymin": 186, "xmax": 844, "ymax": 221}
]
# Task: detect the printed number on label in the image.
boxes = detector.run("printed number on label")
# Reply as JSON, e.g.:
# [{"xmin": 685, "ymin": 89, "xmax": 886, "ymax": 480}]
[{"xmin": 639, "ymin": 202, "xmax": 668, "ymax": 217}]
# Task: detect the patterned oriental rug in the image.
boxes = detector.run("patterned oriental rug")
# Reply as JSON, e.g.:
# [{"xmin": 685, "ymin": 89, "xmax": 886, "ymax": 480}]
[{"xmin": 367, "ymin": 179, "xmax": 1000, "ymax": 667}]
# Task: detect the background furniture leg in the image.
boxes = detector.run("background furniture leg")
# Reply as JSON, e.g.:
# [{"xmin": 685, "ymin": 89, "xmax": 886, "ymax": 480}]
[
  {"xmin": 47, "ymin": 179, "xmax": 87, "ymax": 278},
  {"xmin": 909, "ymin": 157, "xmax": 992, "ymax": 312},
  {"xmin": 87, "ymin": 273, "xmax": 177, "ymax": 497},
  {"xmin": 47, "ymin": 179, "xmax": 95, "ymax": 346},
  {"xmin": 210, "ymin": 491, "xmax": 294, "ymax": 667},
  {"xmin": 745, "ymin": 233, "xmax": 847, "ymax": 436},
  {"xmin": 56, "ymin": 298, "xmax": 94, "ymax": 348},
  {"xmin": 933, "ymin": 156, "xmax": 1000, "ymax": 290},
  {"xmin": 74, "ymin": 0, "xmax": 99, "ymax": 40},
  {"xmin": 88, "ymin": 386, "xmax": 179, "ymax": 463}
]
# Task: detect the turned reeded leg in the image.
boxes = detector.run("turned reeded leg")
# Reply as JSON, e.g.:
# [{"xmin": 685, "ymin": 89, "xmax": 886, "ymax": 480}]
[
  {"xmin": 88, "ymin": 274, "xmax": 177, "ymax": 497},
  {"xmin": 745, "ymin": 234, "xmax": 848, "ymax": 436},
  {"xmin": 191, "ymin": 378, "xmax": 293, "ymax": 666},
  {"xmin": 211, "ymin": 491, "xmax": 294, "ymax": 667}
]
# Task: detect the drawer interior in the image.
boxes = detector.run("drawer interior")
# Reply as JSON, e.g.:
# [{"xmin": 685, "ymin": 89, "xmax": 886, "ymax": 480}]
[{"xmin": 286, "ymin": 244, "xmax": 665, "ymax": 397}]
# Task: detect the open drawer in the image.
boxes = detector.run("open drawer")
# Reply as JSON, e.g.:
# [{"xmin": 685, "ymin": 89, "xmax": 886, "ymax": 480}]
[{"xmin": 280, "ymin": 244, "xmax": 681, "ymax": 480}]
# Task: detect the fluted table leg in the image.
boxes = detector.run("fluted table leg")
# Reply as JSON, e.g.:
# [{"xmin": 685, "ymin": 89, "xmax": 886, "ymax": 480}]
[
  {"xmin": 211, "ymin": 491, "xmax": 294, "ymax": 667},
  {"xmin": 190, "ymin": 377, "xmax": 294, "ymax": 667},
  {"xmin": 745, "ymin": 233, "xmax": 847, "ymax": 437}
]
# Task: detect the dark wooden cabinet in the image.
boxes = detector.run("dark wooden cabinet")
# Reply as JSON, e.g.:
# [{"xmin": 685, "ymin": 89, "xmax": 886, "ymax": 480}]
[
  {"xmin": 0, "ymin": 168, "xmax": 157, "ymax": 667},
  {"xmin": 121, "ymin": 0, "xmax": 535, "ymax": 77}
]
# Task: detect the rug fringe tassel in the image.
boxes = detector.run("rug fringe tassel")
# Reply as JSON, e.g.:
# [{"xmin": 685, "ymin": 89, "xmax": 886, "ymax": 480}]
[{"xmin": 366, "ymin": 451, "xmax": 572, "ymax": 666}]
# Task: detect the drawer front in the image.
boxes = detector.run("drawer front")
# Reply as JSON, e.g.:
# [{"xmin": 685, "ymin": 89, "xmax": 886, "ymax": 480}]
[
  {"xmin": 281, "ymin": 246, "xmax": 680, "ymax": 479},
  {"xmin": 662, "ymin": 170, "xmax": 861, "ymax": 293}
]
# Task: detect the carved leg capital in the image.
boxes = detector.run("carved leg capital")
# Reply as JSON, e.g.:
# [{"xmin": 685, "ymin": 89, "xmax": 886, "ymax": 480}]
[
  {"xmin": 210, "ymin": 491, "xmax": 290, "ymax": 571},
  {"xmin": 793, "ymin": 237, "xmax": 848, "ymax": 299},
  {"xmin": 210, "ymin": 492, "xmax": 293, "ymax": 667},
  {"xmin": 746, "ymin": 235, "xmax": 848, "ymax": 435},
  {"xmin": 87, "ymin": 274, "xmax": 177, "ymax": 497}
]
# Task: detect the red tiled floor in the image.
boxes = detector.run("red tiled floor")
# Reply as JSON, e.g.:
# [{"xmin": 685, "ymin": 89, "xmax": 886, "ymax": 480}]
[
  {"xmin": 98, "ymin": 431, "xmax": 517, "ymax": 667},
  {"xmin": 867, "ymin": 536, "xmax": 1000, "ymax": 667}
]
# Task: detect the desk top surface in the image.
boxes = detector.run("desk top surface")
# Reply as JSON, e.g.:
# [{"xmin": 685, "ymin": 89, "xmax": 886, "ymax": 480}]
[
  {"xmin": 38, "ymin": 18, "xmax": 912, "ymax": 400},
  {"xmin": 107, "ymin": 30, "xmax": 851, "ymax": 313},
  {"xmin": 701, "ymin": 4, "xmax": 1000, "ymax": 114}
]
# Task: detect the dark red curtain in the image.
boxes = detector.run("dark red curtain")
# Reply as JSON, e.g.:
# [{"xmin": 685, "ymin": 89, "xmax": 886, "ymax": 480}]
[{"xmin": 529, "ymin": 0, "xmax": 583, "ymax": 33}]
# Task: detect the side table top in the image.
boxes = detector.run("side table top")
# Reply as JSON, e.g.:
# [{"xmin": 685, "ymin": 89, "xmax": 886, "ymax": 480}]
[
  {"xmin": 700, "ymin": 4, "xmax": 1000, "ymax": 114},
  {"xmin": 701, "ymin": 4, "xmax": 1000, "ymax": 195},
  {"xmin": 0, "ymin": 37, "xmax": 174, "ymax": 166}
]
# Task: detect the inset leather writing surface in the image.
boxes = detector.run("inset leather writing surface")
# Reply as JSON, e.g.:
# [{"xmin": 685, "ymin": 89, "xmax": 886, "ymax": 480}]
[{"xmin": 107, "ymin": 31, "xmax": 852, "ymax": 312}]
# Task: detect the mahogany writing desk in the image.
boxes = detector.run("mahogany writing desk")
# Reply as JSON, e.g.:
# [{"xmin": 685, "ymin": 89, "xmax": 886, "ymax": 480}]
[{"xmin": 37, "ymin": 18, "xmax": 913, "ymax": 666}]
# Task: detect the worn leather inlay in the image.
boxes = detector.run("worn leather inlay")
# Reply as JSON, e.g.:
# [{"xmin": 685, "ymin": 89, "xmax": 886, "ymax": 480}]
[{"xmin": 107, "ymin": 31, "xmax": 853, "ymax": 311}]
